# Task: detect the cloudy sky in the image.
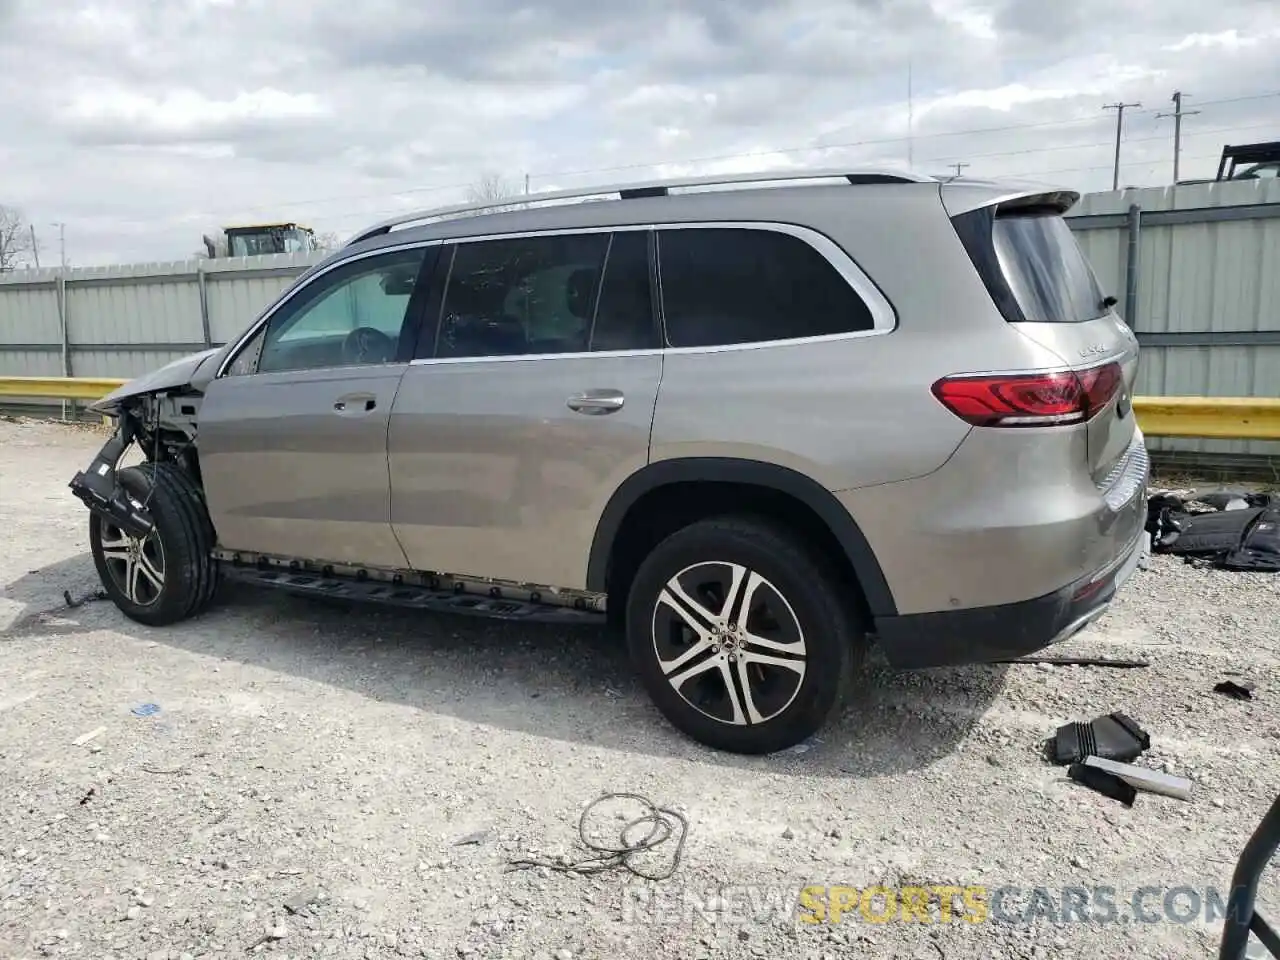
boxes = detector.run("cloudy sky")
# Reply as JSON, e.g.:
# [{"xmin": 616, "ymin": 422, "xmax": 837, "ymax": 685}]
[{"xmin": 2, "ymin": 0, "xmax": 1279, "ymax": 266}]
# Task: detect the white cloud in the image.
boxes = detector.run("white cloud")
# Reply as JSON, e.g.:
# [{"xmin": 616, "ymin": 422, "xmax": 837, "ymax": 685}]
[{"xmin": 0, "ymin": 0, "xmax": 1278, "ymax": 265}]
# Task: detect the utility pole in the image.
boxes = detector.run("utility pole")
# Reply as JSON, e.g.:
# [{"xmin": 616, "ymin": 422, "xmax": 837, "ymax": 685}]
[
  {"xmin": 29, "ymin": 225, "xmax": 40, "ymax": 269},
  {"xmin": 1156, "ymin": 91, "xmax": 1200, "ymax": 183},
  {"xmin": 50, "ymin": 222, "xmax": 66, "ymax": 269},
  {"xmin": 1103, "ymin": 101, "xmax": 1141, "ymax": 191},
  {"xmin": 950, "ymin": 161, "xmax": 968, "ymax": 178},
  {"xmin": 907, "ymin": 59, "xmax": 914, "ymax": 171},
  {"xmin": 524, "ymin": 173, "xmax": 530, "ymax": 195}
]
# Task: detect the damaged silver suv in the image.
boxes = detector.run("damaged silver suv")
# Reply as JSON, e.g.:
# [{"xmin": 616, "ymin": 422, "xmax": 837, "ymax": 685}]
[{"xmin": 71, "ymin": 168, "xmax": 1150, "ymax": 754}]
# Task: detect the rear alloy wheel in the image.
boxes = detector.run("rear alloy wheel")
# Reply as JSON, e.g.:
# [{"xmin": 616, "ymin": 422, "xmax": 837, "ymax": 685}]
[
  {"xmin": 626, "ymin": 517, "xmax": 864, "ymax": 754},
  {"xmin": 89, "ymin": 462, "xmax": 219, "ymax": 627}
]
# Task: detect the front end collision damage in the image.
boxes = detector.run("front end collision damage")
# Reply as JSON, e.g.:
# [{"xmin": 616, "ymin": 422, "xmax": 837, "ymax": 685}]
[
  {"xmin": 68, "ymin": 409, "xmax": 156, "ymax": 540},
  {"xmin": 71, "ymin": 354, "xmax": 209, "ymax": 541}
]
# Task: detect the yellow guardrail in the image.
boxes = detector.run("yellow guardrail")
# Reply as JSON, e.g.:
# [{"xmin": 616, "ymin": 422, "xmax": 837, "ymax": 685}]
[
  {"xmin": 0, "ymin": 376, "xmax": 127, "ymax": 401},
  {"xmin": 1130, "ymin": 396, "xmax": 1280, "ymax": 441},
  {"xmin": 0, "ymin": 376, "xmax": 1278, "ymax": 440}
]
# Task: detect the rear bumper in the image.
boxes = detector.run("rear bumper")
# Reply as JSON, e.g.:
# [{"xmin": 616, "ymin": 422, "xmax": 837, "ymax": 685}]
[{"xmin": 871, "ymin": 527, "xmax": 1149, "ymax": 670}]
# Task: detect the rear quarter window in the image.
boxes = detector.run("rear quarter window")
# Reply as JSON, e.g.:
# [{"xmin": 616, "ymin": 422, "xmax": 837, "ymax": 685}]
[{"xmin": 656, "ymin": 227, "xmax": 875, "ymax": 348}]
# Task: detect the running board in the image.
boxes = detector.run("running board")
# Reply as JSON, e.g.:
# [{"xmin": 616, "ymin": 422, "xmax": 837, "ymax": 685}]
[{"xmin": 222, "ymin": 566, "xmax": 604, "ymax": 625}]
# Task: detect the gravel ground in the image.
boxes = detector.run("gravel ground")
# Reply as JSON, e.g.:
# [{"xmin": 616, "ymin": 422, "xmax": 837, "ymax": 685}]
[{"xmin": 1, "ymin": 417, "xmax": 1278, "ymax": 960}]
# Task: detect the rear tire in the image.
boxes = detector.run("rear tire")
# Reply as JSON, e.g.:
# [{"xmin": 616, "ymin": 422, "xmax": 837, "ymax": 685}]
[
  {"xmin": 89, "ymin": 462, "xmax": 220, "ymax": 627},
  {"xmin": 625, "ymin": 516, "xmax": 865, "ymax": 754}
]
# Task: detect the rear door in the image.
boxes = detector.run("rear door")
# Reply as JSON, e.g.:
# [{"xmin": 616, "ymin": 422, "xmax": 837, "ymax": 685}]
[
  {"xmin": 949, "ymin": 196, "xmax": 1141, "ymax": 482},
  {"xmin": 388, "ymin": 228, "xmax": 662, "ymax": 590}
]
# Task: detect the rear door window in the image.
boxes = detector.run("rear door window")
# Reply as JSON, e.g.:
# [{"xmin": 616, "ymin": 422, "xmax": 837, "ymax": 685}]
[
  {"xmin": 991, "ymin": 213, "xmax": 1107, "ymax": 324},
  {"xmin": 657, "ymin": 227, "xmax": 875, "ymax": 348}
]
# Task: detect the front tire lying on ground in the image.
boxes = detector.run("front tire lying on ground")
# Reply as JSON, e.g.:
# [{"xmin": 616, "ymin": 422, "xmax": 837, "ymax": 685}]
[
  {"xmin": 625, "ymin": 517, "xmax": 866, "ymax": 754},
  {"xmin": 89, "ymin": 462, "xmax": 219, "ymax": 627}
]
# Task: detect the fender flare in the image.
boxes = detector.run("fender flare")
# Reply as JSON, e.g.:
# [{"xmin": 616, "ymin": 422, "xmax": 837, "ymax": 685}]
[{"xmin": 585, "ymin": 457, "xmax": 897, "ymax": 618}]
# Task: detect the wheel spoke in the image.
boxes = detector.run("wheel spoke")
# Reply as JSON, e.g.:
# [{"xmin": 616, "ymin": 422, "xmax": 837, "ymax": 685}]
[
  {"xmin": 657, "ymin": 586, "xmax": 715, "ymax": 638},
  {"xmin": 99, "ymin": 535, "xmax": 132, "ymax": 562},
  {"xmin": 740, "ymin": 649, "xmax": 807, "ymax": 676},
  {"xmin": 125, "ymin": 557, "xmax": 143, "ymax": 603},
  {"xmin": 727, "ymin": 568, "xmax": 764, "ymax": 624},
  {"xmin": 717, "ymin": 660, "xmax": 747, "ymax": 725},
  {"xmin": 658, "ymin": 633, "xmax": 715, "ymax": 676},
  {"xmin": 719, "ymin": 563, "xmax": 749, "ymax": 622},
  {"xmin": 741, "ymin": 630, "xmax": 806, "ymax": 656},
  {"xmin": 666, "ymin": 649, "xmax": 723, "ymax": 689},
  {"xmin": 138, "ymin": 549, "xmax": 164, "ymax": 591},
  {"xmin": 734, "ymin": 658, "xmax": 767, "ymax": 725}
]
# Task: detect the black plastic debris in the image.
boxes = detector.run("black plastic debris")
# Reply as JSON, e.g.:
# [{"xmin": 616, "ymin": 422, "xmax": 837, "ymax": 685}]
[
  {"xmin": 998, "ymin": 655, "xmax": 1149, "ymax": 669},
  {"xmin": 1213, "ymin": 680, "xmax": 1256, "ymax": 701},
  {"xmin": 1049, "ymin": 712, "xmax": 1151, "ymax": 765},
  {"xmin": 1067, "ymin": 763, "xmax": 1137, "ymax": 807},
  {"xmin": 1145, "ymin": 490, "xmax": 1280, "ymax": 573}
]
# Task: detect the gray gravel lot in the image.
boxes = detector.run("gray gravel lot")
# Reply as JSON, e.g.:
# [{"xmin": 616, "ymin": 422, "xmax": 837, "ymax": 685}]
[{"xmin": 2, "ymin": 418, "xmax": 1278, "ymax": 960}]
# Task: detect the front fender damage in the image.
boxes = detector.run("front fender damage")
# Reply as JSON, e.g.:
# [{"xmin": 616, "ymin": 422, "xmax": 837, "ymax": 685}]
[{"xmin": 70, "ymin": 384, "xmax": 204, "ymax": 540}]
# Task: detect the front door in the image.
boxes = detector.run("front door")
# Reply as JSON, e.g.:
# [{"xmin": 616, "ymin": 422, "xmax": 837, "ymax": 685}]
[
  {"xmin": 198, "ymin": 245, "xmax": 434, "ymax": 567},
  {"xmin": 389, "ymin": 228, "xmax": 662, "ymax": 590}
]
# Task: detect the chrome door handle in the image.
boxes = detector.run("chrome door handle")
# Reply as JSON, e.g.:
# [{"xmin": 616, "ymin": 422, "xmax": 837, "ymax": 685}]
[{"xmin": 567, "ymin": 390, "xmax": 625, "ymax": 414}]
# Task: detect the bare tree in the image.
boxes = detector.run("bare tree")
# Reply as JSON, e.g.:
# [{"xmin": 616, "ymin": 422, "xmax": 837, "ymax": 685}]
[
  {"xmin": 0, "ymin": 204, "xmax": 39, "ymax": 272},
  {"xmin": 313, "ymin": 230, "xmax": 341, "ymax": 251},
  {"xmin": 462, "ymin": 173, "xmax": 527, "ymax": 215}
]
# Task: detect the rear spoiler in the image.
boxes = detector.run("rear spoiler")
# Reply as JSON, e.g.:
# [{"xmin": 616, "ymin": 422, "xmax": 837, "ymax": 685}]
[{"xmin": 940, "ymin": 180, "xmax": 1080, "ymax": 218}]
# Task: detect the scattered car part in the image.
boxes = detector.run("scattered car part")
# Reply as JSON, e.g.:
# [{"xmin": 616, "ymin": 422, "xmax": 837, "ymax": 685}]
[
  {"xmin": 1218, "ymin": 792, "xmax": 1280, "ymax": 960},
  {"xmin": 1214, "ymin": 680, "xmax": 1257, "ymax": 701},
  {"xmin": 1082, "ymin": 756, "xmax": 1192, "ymax": 801},
  {"xmin": 1067, "ymin": 762, "xmax": 1137, "ymax": 806},
  {"xmin": 997, "ymin": 655, "xmax": 1149, "ymax": 668},
  {"xmin": 1050, "ymin": 712, "xmax": 1151, "ymax": 765},
  {"xmin": 1147, "ymin": 491, "xmax": 1280, "ymax": 573}
]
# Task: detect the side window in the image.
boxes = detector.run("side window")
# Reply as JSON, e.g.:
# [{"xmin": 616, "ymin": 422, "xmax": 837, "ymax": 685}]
[
  {"xmin": 657, "ymin": 228, "xmax": 875, "ymax": 348},
  {"xmin": 589, "ymin": 231, "xmax": 657, "ymax": 352},
  {"xmin": 249, "ymin": 247, "xmax": 427, "ymax": 375},
  {"xmin": 435, "ymin": 233, "xmax": 609, "ymax": 359}
]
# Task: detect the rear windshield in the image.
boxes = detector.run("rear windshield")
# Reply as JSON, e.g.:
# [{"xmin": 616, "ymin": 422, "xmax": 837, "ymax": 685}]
[
  {"xmin": 993, "ymin": 213, "xmax": 1106, "ymax": 324},
  {"xmin": 952, "ymin": 205, "xmax": 1109, "ymax": 325}
]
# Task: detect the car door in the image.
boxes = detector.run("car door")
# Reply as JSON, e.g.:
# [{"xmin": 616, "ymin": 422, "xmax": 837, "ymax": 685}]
[
  {"xmin": 389, "ymin": 228, "xmax": 662, "ymax": 590},
  {"xmin": 197, "ymin": 244, "xmax": 436, "ymax": 568}
]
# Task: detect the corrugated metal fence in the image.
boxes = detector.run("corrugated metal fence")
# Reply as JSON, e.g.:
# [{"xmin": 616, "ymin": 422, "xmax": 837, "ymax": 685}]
[
  {"xmin": 2, "ymin": 180, "xmax": 1278, "ymax": 461},
  {"xmin": 0, "ymin": 252, "xmax": 321, "ymax": 381},
  {"xmin": 1070, "ymin": 178, "xmax": 1280, "ymax": 462}
]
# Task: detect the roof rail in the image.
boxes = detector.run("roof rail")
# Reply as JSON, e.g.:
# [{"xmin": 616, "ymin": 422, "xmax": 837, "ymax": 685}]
[{"xmin": 346, "ymin": 167, "xmax": 938, "ymax": 246}]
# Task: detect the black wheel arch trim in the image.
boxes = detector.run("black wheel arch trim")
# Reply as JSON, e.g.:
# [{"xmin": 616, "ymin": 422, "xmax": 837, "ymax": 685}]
[{"xmin": 586, "ymin": 457, "xmax": 897, "ymax": 617}]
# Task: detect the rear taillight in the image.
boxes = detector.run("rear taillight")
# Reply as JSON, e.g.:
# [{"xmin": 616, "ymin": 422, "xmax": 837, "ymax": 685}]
[{"xmin": 931, "ymin": 361, "xmax": 1123, "ymax": 428}]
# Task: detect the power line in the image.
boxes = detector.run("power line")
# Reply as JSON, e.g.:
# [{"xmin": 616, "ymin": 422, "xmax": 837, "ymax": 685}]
[{"xmin": 73, "ymin": 88, "xmax": 1280, "ymax": 231}]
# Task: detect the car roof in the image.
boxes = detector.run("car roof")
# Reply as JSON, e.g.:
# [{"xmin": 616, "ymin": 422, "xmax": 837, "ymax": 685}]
[{"xmin": 330, "ymin": 167, "xmax": 1075, "ymax": 260}]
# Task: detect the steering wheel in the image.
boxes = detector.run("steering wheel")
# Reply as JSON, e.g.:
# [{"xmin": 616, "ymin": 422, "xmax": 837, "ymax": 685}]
[{"xmin": 341, "ymin": 326, "xmax": 396, "ymax": 365}]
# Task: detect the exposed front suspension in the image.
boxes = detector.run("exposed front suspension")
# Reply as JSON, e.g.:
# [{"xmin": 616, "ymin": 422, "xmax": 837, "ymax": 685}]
[{"xmin": 68, "ymin": 414, "xmax": 155, "ymax": 539}]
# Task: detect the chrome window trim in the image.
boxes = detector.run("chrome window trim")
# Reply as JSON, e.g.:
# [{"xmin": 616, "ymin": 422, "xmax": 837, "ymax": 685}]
[{"xmin": 217, "ymin": 221, "xmax": 896, "ymax": 378}]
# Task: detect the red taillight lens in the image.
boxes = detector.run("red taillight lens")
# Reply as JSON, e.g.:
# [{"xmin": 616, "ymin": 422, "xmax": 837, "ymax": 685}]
[{"xmin": 932, "ymin": 362, "xmax": 1123, "ymax": 428}]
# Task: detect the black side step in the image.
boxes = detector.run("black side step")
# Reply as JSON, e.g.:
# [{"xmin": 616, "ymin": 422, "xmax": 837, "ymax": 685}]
[{"xmin": 223, "ymin": 567, "xmax": 604, "ymax": 625}]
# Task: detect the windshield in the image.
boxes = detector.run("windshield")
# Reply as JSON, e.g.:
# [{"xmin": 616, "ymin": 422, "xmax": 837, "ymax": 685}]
[{"xmin": 992, "ymin": 212, "xmax": 1108, "ymax": 324}]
